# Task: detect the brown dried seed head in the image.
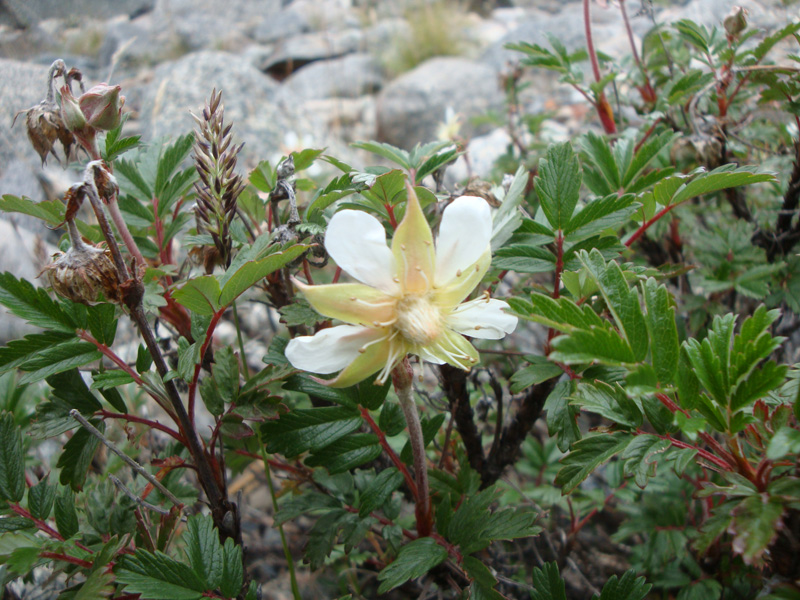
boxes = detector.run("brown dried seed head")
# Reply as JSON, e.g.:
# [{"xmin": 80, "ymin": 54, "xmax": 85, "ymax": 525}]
[{"xmin": 43, "ymin": 244, "xmax": 121, "ymax": 305}]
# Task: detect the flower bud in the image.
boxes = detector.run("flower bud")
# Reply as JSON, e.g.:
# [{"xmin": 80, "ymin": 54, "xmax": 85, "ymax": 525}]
[
  {"xmin": 79, "ymin": 83, "xmax": 125, "ymax": 131},
  {"xmin": 724, "ymin": 6, "xmax": 747, "ymax": 38},
  {"xmin": 59, "ymin": 85, "xmax": 89, "ymax": 134}
]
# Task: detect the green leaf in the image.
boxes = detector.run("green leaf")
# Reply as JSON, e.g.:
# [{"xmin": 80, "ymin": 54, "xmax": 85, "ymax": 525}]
[
  {"xmin": 673, "ymin": 19, "xmax": 710, "ymax": 53},
  {"xmin": 342, "ymin": 378, "xmax": 392, "ymax": 411},
  {"xmin": 550, "ymin": 325, "xmax": 636, "ymax": 366},
  {"xmin": 103, "ymin": 127, "xmax": 141, "ymax": 163},
  {"xmin": 116, "ymin": 158, "xmax": 153, "ymax": 200},
  {"xmin": 291, "ymin": 148, "xmax": 325, "ymax": 172},
  {"xmin": 416, "ymin": 146, "xmax": 460, "ymax": 181},
  {"xmin": 28, "ymin": 475, "xmax": 55, "ymax": 520},
  {"xmin": 767, "ymin": 426, "xmax": 800, "ymax": 460},
  {"xmin": 510, "ymin": 356, "xmax": 563, "ymax": 393},
  {"xmin": 48, "ymin": 369, "xmax": 103, "ymax": 414},
  {"xmin": 377, "ymin": 537, "xmax": 448, "ymax": 594},
  {"xmin": 536, "ymin": 142, "xmax": 581, "ymax": 230},
  {"xmin": 91, "ymin": 370, "xmax": 135, "ymax": 390},
  {"xmin": 184, "ymin": 514, "xmax": 223, "ymax": 590},
  {"xmin": 642, "ymin": 278, "xmax": 679, "ymax": 384},
  {"xmin": 115, "ymin": 550, "xmax": 205, "ymax": 599},
  {"xmin": 0, "ymin": 272, "xmax": 78, "ymax": 332},
  {"xmin": 74, "ymin": 568, "xmax": 115, "ymax": 600},
  {"xmin": 249, "ymin": 160, "xmax": 275, "ymax": 193},
  {"xmin": 359, "ymin": 468, "xmax": 404, "ymax": 517},
  {"xmin": 220, "ymin": 537, "xmax": 243, "ymax": 598},
  {"xmin": 728, "ymin": 494, "xmax": 784, "ymax": 566},
  {"xmin": 0, "ymin": 516, "xmax": 34, "ymax": 532},
  {"xmin": 545, "ymin": 381, "xmax": 580, "ymax": 452},
  {"xmin": 462, "ymin": 556, "xmax": 500, "ymax": 596},
  {"xmin": 17, "ymin": 341, "xmax": 102, "ymax": 385},
  {"xmin": 592, "ymin": 570, "xmax": 651, "ymax": 600},
  {"xmin": 154, "ymin": 134, "xmax": 194, "ymax": 199},
  {"xmin": 57, "ymin": 421, "xmax": 103, "ymax": 491},
  {"xmin": 493, "ymin": 244, "xmax": 555, "ymax": 273},
  {"xmin": 555, "ymin": 432, "xmax": 633, "ymax": 493},
  {"xmin": 622, "ymin": 130, "xmax": 680, "ymax": 189},
  {"xmin": 670, "ymin": 165, "xmax": 775, "ymax": 206},
  {"xmin": 306, "ymin": 433, "xmax": 381, "ymax": 474},
  {"xmin": 0, "ymin": 412, "xmax": 25, "ymax": 502},
  {"xmin": 0, "ymin": 194, "xmax": 65, "ymax": 227},
  {"xmin": 564, "ymin": 194, "xmax": 638, "ymax": 240},
  {"xmin": 261, "ymin": 406, "xmax": 362, "ymax": 457},
  {"xmin": 212, "ymin": 346, "xmax": 239, "ymax": 402},
  {"xmin": 0, "ymin": 331, "xmax": 74, "ymax": 375},
  {"xmin": 278, "ymin": 299, "xmax": 322, "ymax": 328},
  {"xmin": 379, "ymin": 402, "xmax": 406, "ymax": 437},
  {"xmin": 54, "ymin": 487, "xmax": 79, "ymax": 539},
  {"xmin": 530, "ymin": 562, "xmax": 567, "ymax": 600},
  {"xmin": 580, "ymin": 131, "xmax": 620, "ymax": 191},
  {"xmin": 579, "ymin": 250, "xmax": 648, "ymax": 362},
  {"xmin": 571, "ymin": 382, "xmax": 642, "ymax": 429},
  {"xmin": 352, "ymin": 141, "xmax": 411, "ymax": 170},
  {"xmin": 172, "ymin": 276, "xmax": 221, "ymax": 316},
  {"xmin": 282, "ymin": 374, "xmax": 357, "ymax": 408},
  {"xmin": 218, "ymin": 243, "xmax": 308, "ymax": 307},
  {"xmin": 621, "ymin": 434, "xmax": 671, "ymax": 488},
  {"xmin": 361, "ymin": 169, "xmax": 407, "ymax": 207}
]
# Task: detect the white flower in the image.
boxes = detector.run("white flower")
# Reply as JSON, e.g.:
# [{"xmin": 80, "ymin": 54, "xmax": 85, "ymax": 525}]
[{"xmin": 285, "ymin": 185, "xmax": 518, "ymax": 387}]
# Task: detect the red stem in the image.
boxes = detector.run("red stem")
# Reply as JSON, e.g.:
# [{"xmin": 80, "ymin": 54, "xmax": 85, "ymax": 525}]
[
  {"xmin": 385, "ymin": 203, "xmax": 398, "ymax": 229},
  {"xmin": 39, "ymin": 551, "xmax": 94, "ymax": 569},
  {"xmin": 188, "ymin": 308, "xmax": 226, "ymax": 424},
  {"xmin": 332, "ymin": 266, "xmax": 342, "ymax": 284},
  {"xmin": 302, "ymin": 259, "xmax": 314, "ymax": 285},
  {"xmin": 359, "ymin": 406, "xmax": 419, "ymax": 499},
  {"xmin": 572, "ymin": 481, "xmax": 627, "ymax": 534},
  {"xmin": 625, "ymin": 203, "xmax": 678, "ymax": 247},
  {"xmin": 232, "ymin": 449, "xmax": 309, "ymax": 477},
  {"xmin": 620, "ymin": 0, "xmax": 656, "ymax": 103},
  {"xmin": 584, "ymin": 0, "xmax": 601, "ymax": 83},
  {"xmin": 98, "ymin": 410, "xmax": 185, "ymax": 444},
  {"xmin": 645, "ymin": 431, "xmax": 732, "ymax": 471}
]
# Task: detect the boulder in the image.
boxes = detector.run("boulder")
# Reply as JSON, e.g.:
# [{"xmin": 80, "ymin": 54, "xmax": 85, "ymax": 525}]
[
  {"xmin": 376, "ymin": 57, "xmax": 504, "ymax": 150},
  {"xmin": 278, "ymin": 53, "xmax": 384, "ymax": 101},
  {"xmin": 257, "ymin": 28, "xmax": 363, "ymax": 79},
  {"xmin": 0, "ymin": 0, "xmax": 153, "ymax": 28},
  {"xmin": 139, "ymin": 51, "xmax": 312, "ymax": 167}
]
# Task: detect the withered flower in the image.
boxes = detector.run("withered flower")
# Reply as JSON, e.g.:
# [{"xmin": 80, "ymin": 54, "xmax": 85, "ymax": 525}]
[
  {"xmin": 41, "ymin": 184, "xmax": 121, "ymax": 305},
  {"xmin": 13, "ymin": 59, "xmax": 75, "ymax": 166},
  {"xmin": 192, "ymin": 89, "xmax": 245, "ymax": 271}
]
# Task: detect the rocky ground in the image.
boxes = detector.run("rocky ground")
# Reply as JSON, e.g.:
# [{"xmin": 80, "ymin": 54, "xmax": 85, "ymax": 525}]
[{"xmin": 0, "ymin": 0, "xmax": 796, "ymax": 597}]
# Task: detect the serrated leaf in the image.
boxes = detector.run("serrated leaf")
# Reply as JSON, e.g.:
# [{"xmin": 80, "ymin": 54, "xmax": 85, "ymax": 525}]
[
  {"xmin": 0, "ymin": 331, "xmax": 74, "ymax": 375},
  {"xmin": 261, "ymin": 406, "xmax": 361, "ymax": 457},
  {"xmin": 621, "ymin": 434, "xmax": 671, "ymax": 488},
  {"xmin": 116, "ymin": 158, "xmax": 153, "ymax": 200},
  {"xmin": 729, "ymin": 494, "xmax": 784, "ymax": 566},
  {"xmin": 377, "ymin": 537, "xmax": 448, "ymax": 594},
  {"xmin": 493, "ymin": 243, "xmax": 556, "ymax": 273},
  {"xmin": 218, "ymin": 244, "xmax": 309, "ymax": 307},
  {"xmin": 0, "ymin": 516, "xmax": 34, "ymax": 532},
  {"xmin": 28, "ymin": 475, "xmax": 55, "ymax": 520},
  {"xmin": 0, "ymin": 272, "xmax": 77, "ymax": 332},
  {"xmin": 57, "ymin": 421, "xmax": 103, "ymax": 491},
  {"xmin": 0, "ymin": 412, "xmax": 25, "ymax": 502},
  {"xmin": 571, "ymin": 382, "xmax": 642, "ymax": 429},
  {"xmin": 91, "ymin": 370, "xmax": 135, "ymax": 390},
  {"xmin": 278, "ymin": 299, "xmax": 322, "ymax": 327},
  {"xmin": 536, "ymin": 142, "xmax": 581, "ymax": 230},
  {"xmin": 555, "ymin": 432, "xmax": 632, "ymax": 493},
  {"xmin": 115, "ymin": 550, "xmax": 205, "ymax": 599},
  {"xmin": 17, "ymin": 341, "xmax": 101, "ymax": 385},
  {"xmin": 564, "ymin": 194, "xmax": 638, "ymax": 240},
  {"xmin": 220, "ymin": 537, "xmax": 243, "ymax": 598},
  {"xmin": 282, "ymin": 374, "xmax": 356, "ymax": 407},
  {"xmin": 642, "ymin": 278, "xmax": 679, "ymax": 384},
  {"xmin": 545, "ymin": 381, "xmax": 580, "ymax": 452},
  {"xmin": 48, "ymin": 369, "xmax": 103, "ymax": 414},
  {"xmin": 54, "ymin": 487, "xmax": 79, "ymax": 538},
  {"xmin": 592, "ymin": 570, "xmax": 651, "ymax": 600},
  {"xmin": 351, "ymin": 141, "xmax": 411, "ymax": 170},
  {"xmin": 173, "ymin": 276, "xmax": 221, "ymax": 316},
  {"xmin": 154, "ymin": 134, "xmax": 194, "ymax": 199},
  {"xmin": 462, "ymin": 556, "xmax": 499, "ymax": 594},
  {"xmin": 416, "ymin": 146, "xmax": 460, "ymax": 181},
  {"xmin": 622, "ymin": 131, "xmax": 680, "ymax": 189},
  {"xmin": 0, "ymin": 194, "xmax": 65, "ymax": 227},
  {"xmin": 249, "ymin": 160, "xmax": 275, "ymax": 193},
  {"xmin": 579, "ymin": 250, "xmax": 648, "ymax": 362},
  {"xmin": 670, "ymin": 165, "xmax": 775, "ymax": 206},
  {"xmin": 184, "ymin": 514, "xmax": 223, "ymax": 590},
  {"xmin": 74, "ymin": 568, "xmax": 115, "ymax": 600},
  {"xmin": 359, "ymin": 468, "xmax": 404, "ymax": 517},
  {"xmin": 379, "ymin": 402, "xmax": 406, "ymax": 437},
  {"xmin": 530, "ymin": 562, "xmax": 567, "ymax": 600},
  {"xmin": 305, "ymin": 433, "xmax": 381, "ymax": 473},
  {"xmin": 581, "ymin": 131, "xmax": 620, "ymax": 191},
  {"xmin": 510, "ymin": 356, "xmax": 563, "ymax": 393}
]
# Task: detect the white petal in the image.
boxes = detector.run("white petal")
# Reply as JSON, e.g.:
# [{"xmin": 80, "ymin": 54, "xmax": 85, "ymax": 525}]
[
  {"xmin": 285, "ymin": 325, "xmax": 385, "ymax": 374},
  {"xmin": 325, "ymin": 210, "xmax": 400, "ymax": 295},
  {"xmin": 446, "ymin": 298, "xmax": 518, "ymax": 340},
  {"xmin": 435, "ymin": 196, "xmax": 492, "ymax": 287}
]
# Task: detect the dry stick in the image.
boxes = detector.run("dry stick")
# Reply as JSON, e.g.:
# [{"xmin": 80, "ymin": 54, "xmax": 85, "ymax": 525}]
[
  {"xmin": 70, "ymin": 409, "xmax": 183, "ymax": 508},
  {"xmin": 109, "ymin": 474, "xmax": 172, "ymax": 516},
  {"xmin": 81, "ymin": 171, "xmax": 229, "ymax": 524}
]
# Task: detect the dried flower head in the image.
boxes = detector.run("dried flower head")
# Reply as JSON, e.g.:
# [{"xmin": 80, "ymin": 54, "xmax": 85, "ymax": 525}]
[
  {"xmin": 13, "ymin": 59, "xmax": 75, "ymax": 166},
  {"xmin": 40, "ymin": 185, "xmax": 121, "ymax": 305},
  {"xmin": 192, "ymin": 89, "xmax": 245, "ymax": 271}
]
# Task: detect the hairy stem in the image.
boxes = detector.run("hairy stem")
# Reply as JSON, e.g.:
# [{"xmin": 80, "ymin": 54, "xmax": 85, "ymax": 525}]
[{"xmin": 393, "ymin": 359, "xmax": 431, "ymax": 537}]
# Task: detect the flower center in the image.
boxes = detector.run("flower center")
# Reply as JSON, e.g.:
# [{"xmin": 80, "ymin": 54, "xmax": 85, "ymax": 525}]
[{"xmin": 395, "ymin": 295, "xmax": 443, "ymax": 346}]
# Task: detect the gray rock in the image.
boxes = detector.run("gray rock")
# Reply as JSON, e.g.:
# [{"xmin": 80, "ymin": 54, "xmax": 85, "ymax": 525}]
[
  {"xmin": 139, "ymin": 51, "xmax": 311, "ymax": 167},
  {"xmin": 278, "ymin": 53, "xmax": 383, "ymax": 101},
  {"xmin": 445, "ymin": 127, "xmax": 512, "ymax": 187},
  {"xmin": 658, "ymin": 0, "xmax": 789, "ymax": 31},
  {"xmin": 258, "ymin": 28, "xmax": 364, "ymax": 79},
  {"xmin": 0, "ymin": 0, "xmax": 153, "ymax": 28},
  {"xmin": 376, "ymin": 57, "xmax": 504, "ymax": 150}
]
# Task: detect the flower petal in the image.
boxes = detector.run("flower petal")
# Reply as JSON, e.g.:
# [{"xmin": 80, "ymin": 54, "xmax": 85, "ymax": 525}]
[
  {"xmin": 392, "ymin": 183, "xmax": 435, "ymax": 294},
  {"xmin": 325, "ymin": 210, "xmax": 400, "ymax": 295},
  {"xmin": 326, "ymin": 335, "xmax": 396, "ymax": 388},
  {"xmin": 285, "ymin": 325, "xmax": 385, "ymax": 374},
  {"xmin": 295, "ymin": 279, "xmax": 397, "ymax": 327},
  {"xmin": 434, "ymin": 196, "xmax": 492, "ymax": 287},
  {"xmin": 420, "ymin": 329, "xmax": 479, "ymax": 370},
  {"xmin": 433, "ymin": 249, "xmax": 491, "ymax": 309},
  {"xmin": 446, "ymin": 297, "xmax": 518, "ymax": 340}
]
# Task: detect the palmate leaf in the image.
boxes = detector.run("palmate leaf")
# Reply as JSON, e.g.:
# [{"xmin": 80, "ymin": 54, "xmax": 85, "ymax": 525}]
[
  {"xmin": 377, "ymin": 537, "xmax": 448, "ymax": 594},
  {"xmin": 536, "ymin": 142, "xmax": 581, "ymax": 230}
]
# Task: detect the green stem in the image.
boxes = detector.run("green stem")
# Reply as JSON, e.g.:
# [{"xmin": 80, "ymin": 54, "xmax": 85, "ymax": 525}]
[
  {"xmin": 232, "ymin": 300, "xmax": 250, "ymax": 379},
  {"xmin": 258, "ymin": 433, "xmax": 301, "ymax": 600}
]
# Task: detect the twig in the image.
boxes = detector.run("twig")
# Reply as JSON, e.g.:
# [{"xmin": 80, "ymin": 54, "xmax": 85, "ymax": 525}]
[
  {"xmin": 69, "ymin": 409, "xmax": 183, "ymax": 508},
  {"xmin": 109, "ymin": 474, "xmax": 172, "ymax": 516}
]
